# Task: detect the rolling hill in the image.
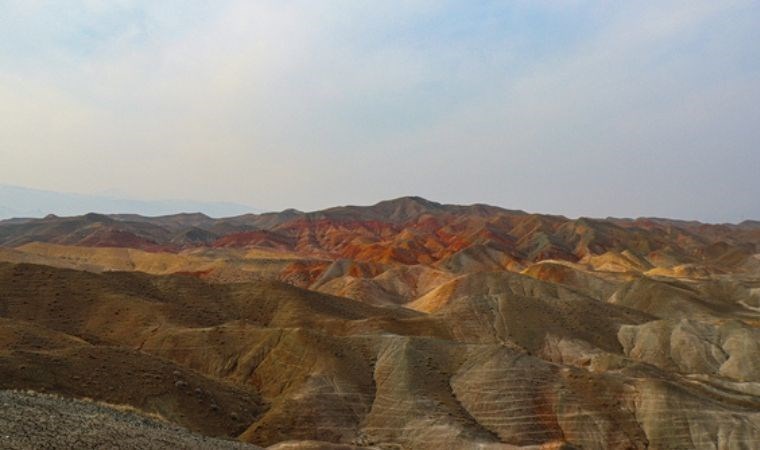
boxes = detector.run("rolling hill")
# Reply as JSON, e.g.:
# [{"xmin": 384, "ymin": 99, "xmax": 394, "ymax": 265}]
[{"xmin": 0, "ymin": 197, "xmax": 758, "ymax": 449}]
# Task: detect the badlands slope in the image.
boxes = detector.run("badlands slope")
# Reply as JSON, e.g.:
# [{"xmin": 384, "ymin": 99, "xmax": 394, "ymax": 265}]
[{"xmin": 0, "ymin": 197, "xmax": 759, "ymax": 449}]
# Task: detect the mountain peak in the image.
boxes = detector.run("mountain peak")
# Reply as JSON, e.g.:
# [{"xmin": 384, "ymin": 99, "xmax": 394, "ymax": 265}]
[
  {"xmin": 373, "ymin": 196, "xmax": 442, "ymax": 209},
  {"xmin": 356, "ymin": 196, "xmax": 444, "ymax": 222}
]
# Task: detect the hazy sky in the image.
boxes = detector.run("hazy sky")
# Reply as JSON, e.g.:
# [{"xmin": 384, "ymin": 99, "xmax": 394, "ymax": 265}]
[{"xmin": 1, "ymin": 1, "xmax": 758, "ymax": 222}]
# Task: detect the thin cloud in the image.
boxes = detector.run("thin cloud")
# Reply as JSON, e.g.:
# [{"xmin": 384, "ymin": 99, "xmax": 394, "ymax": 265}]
[{"xmin": 0, "ymin": 1, "xmax": 758, "ymax": 221}]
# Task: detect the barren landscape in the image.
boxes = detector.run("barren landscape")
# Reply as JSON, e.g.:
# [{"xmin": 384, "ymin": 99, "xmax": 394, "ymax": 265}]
[
  {"xmin": 0, "ymin": 197, "xmax": 758, "ymax": 449},
  {"xmin": 4, "ymin": 0, "xmax": 759, "ymax": 447}
]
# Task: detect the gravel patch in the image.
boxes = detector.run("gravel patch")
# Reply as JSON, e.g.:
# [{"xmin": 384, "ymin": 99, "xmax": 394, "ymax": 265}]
[{"xmin": 0, "ymin": 390, "xmax": 261, "ymax": 450}]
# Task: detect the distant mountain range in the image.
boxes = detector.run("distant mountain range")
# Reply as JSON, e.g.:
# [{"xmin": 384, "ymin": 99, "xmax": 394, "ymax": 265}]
[
  {"xmin": 0, "ymin": 184, "xmax": 258, "ymax": 219},
  {"xmin": 1, "ymin": 195, "xmax": 758, "ymax": 271}
]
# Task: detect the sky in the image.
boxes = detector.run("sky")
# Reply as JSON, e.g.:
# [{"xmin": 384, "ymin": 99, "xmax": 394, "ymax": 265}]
[{"xmin": 0, "ymin": 0, "xmax": 759, "ymax": 222}]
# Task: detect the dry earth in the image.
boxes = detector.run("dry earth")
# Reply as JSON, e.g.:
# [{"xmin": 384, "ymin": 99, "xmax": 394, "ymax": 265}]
[
  {"xmin": 0, "ymin": 197, "xmax": 759, "ymax": 449},
  {"xmin": 0, "ymin": 390, "xmax": 260, "ymax": 449}
]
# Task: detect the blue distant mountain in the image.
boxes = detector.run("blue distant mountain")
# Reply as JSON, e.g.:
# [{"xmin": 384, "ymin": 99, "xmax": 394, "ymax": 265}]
[{"xmin": 0, "ymin": 185, "xmax": 259, "ymax": 219}]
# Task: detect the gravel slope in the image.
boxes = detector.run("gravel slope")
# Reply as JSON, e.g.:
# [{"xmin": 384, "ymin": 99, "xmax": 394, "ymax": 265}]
[{"xmin": 0, "ymin": 390, "xmax": 261, "ymax": 450}]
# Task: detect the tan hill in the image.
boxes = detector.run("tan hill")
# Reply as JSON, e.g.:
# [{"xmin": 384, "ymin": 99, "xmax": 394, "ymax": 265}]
[{"xmin": 1, "ymin": 261, "xmax": 759, "ymax": 448}]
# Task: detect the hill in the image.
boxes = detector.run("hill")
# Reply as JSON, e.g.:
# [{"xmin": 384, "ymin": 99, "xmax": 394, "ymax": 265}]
[
  {"xmin": 0, "ymin": 184, "xmax": 257, "ymax": 219},
  {"xmin": 1, "ymin": 261, "xmax": 759, "ymax": 448},
  {"xmin": 0, "ymin": 197, "xmax": 759, "ymax": 448}
]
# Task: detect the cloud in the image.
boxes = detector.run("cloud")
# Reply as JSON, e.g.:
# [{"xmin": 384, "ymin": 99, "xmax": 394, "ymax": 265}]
[{"xmin": 0, "ymin": 0, "xmax": 758, "ymax": 221}]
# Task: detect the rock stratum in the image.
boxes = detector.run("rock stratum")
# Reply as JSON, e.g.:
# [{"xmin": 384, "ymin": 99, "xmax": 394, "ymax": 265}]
[{"xmin": 0, "ymin": 197, "xmax": 759, "ymax": 449}]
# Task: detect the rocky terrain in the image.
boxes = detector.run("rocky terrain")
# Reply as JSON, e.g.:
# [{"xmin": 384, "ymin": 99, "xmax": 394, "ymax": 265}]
[
  {"xmin": 0, "ymin": 390, "xmax": 260, "ymax": 449},
  {"xmin": 0, "ymin": 197, "xmax": 758, "ymax": 449}
]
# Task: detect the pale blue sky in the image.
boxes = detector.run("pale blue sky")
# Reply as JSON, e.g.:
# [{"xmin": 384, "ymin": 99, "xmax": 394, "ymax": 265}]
[{"xmin": 0, "ymin": 1, "xmax": 758, "ymax": 221}]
